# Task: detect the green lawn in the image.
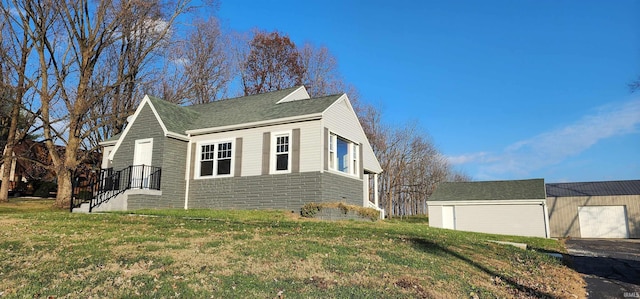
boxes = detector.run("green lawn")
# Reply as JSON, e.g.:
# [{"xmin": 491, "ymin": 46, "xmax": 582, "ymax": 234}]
[{"xmin": 0, "ymin": 198, "xmax": 584, "ymax": 298}]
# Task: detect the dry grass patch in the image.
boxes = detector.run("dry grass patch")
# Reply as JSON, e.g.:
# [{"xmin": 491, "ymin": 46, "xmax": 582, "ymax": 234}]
[{"xmin": 0, "ymin": 205, "xmax": 586, "ymax": 298}]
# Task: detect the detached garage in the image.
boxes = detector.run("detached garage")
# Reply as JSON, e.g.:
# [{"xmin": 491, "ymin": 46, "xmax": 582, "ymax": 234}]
[
  {"xmin": 546, "ymin": 180, "xmax": 640, "ymax": 239},
  {"xmin": 428, "ymin": 179, "xmax": 550, "ymax": 238}
]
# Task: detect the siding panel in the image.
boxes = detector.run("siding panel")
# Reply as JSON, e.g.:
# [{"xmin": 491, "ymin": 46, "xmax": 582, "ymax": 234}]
[
  {"xmin": 112, "ymin": 104, "xmax": 165, "ymax": 171},
  {"xmin": 187, "ymin": 171, "xmax": 362, "ymax": 212},
  {"xmin": 190, "ymin": 120, "xmax": 322, "ymax": 176},
  {"xmin": 323, "ymin": 98, "xmax": 381, "ymax": 173},
  {"xmin": 455, "ymin": 204, "xmax": 547, "ymax": 238}
]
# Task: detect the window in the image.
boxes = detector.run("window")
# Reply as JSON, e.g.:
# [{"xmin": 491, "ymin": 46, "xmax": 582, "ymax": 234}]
[
  {"xmin": 328, "ymin": 133, "xmax": 359, "ymax": 176},
  {"xmin": 352, "ymin": 143, "xmax": 359, "ymax": 175},
  {"xmin": 337, "ymin": 137, "xmax": 349, "ymax": 173},
  {"xmin": 217, "ymin": 142, "xmax": 232, "ymax": 175},
  {"xmin": 197, "ymin": 140, "xmax": 233, "ymax": 178},
  {"xmin": 272, "ymin": 132, "xmax": 291, "ymax": 173},
  {"xmin": 329, "ymin": 135, "xmax": 336, "ymax": 170}
]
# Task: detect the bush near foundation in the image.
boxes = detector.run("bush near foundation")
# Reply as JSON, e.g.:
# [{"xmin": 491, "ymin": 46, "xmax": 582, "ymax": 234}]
[{"xmin": 301, "ymin": 202, "xmax": 380, "ymax": 221}]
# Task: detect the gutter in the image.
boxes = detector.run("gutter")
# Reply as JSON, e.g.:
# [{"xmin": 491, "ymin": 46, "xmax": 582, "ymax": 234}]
[
  {"xmin": 166, "ymin": 131, "xmax": 190, "ymax": 141},
  {"xmin": 186, "ymin": 114, "xmax": 322, "ymax": 136}
]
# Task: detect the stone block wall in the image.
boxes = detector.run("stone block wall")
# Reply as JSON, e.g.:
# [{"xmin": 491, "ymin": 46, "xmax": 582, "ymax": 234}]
[{"xmin": 187, "ymin": 171, "xmax": 363, "ymax": 212}]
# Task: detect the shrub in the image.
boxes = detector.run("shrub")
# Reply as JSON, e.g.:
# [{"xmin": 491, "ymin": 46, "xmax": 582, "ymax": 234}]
[
  {"xmin": 76, "ymin": 190, "xmax": 93, "ymax": 200},
  {"xmin": 300, "ymin": 202, "xmax": 380, "ymax": 221},
  {"xmin": 300, "ymin": 202, "xmax": 322, "ymax": 218},
  {"xmin": 32, "ymin": 181, "xmax": 57, "ymax": 198}
]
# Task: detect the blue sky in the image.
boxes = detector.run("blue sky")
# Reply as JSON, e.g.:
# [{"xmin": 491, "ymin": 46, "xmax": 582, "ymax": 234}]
[{"xmin": 215, "ymin": 0, "xmax": 640, "ymax": 183}]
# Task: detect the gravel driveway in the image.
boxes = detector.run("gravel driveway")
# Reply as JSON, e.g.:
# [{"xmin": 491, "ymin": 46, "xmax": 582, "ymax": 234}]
[{"xmin": 565, "ymin": 239, "xmax": 640, "ymax": 299}]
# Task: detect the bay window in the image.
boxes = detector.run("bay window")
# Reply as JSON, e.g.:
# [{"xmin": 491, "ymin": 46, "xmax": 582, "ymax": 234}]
[{"xmin": 329, "ymin": 133, "xmax": 359, "ymax": 176}]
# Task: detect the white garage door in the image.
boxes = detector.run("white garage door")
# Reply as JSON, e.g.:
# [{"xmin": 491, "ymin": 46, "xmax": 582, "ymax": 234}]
[{"xmin": 578, "ymin": 206, "xmax": 629, "ymax": 238}]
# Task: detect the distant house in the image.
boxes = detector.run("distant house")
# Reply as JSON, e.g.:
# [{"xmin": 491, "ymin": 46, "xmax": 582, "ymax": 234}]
[
  {"xmin": 75, "ymin": 86, "xmax": 384, "ymax": 216},
  {"xmin": 427, "ymin": 179, "xmax": 550, "ymax": 238},
  {"xmin": 0, "ymin": 140, "xmax": 99, "ymax": 196},
  {"xmin": 546, "ymin": 180, "xmax": 640, "ymax": 239}
]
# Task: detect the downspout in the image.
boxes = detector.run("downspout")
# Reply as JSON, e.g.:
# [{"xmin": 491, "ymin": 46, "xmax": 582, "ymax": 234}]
[
  {"xmin": 184, "ymin": 134, "xmax": 192, "ymax": 210},
  {"xmin": 543, "ymin": 202, "xmax": 550, "ymax": 238},
  {"xmin": 542, "ymin": 182, "xmax": 550, "ymax": 238}
]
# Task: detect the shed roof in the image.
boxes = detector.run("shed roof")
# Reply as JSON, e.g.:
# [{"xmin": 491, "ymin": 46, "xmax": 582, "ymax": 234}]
[
  {"xmin": 546, "ymin": 180, "xmax": 640, "ymax": 197},
  {"xmin": 429, "ymin": 179, "xmax": 546, "ymax": 201}
]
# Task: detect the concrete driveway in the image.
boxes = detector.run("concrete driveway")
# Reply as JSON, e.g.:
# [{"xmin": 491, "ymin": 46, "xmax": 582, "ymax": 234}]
[{"xmin": 565, "ymin": 239, "xmax": 640, "ymax": 299}]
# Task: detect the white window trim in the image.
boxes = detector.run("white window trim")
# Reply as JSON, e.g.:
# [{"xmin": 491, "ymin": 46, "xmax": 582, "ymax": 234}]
[
  {"xmin": 271, "ymin": 130, "xmax": 292, "ymax": 174},
  {"xmin": 328, "ymin": 132, "xmax": 359, "ymax": 177},
  {"xmin": 195, "ymin": 139, "xmax": 235, "ymax": 179},
  {"xmin": 329, "ymin": 134, "xmax": 337, "ymax": 171},
  {"xmin": 352, "ymin": 143, "xmax": 359, "ymax": 175}
]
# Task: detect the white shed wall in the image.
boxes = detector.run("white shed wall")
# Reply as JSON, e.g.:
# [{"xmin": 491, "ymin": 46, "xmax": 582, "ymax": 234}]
[
  {"xmin": 428, "ymin": 205, "xmax": 443, "ymax": 228},
  {"xmin": 454, "ymin": 204, "xmax": 547, "ymax": 238}
]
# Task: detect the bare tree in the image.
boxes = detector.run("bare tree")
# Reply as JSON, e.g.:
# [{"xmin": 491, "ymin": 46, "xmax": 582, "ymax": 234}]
[
  {"xmin": 19, "ymin": 0, "xmax": 190, "ymax": 208},
  {"xmin": 144, "ymin": 59, "xmax": 191, "ymax": 104},
  {"xmin": 359, "ymin": 102, "xmax": 468, "ymax": 218},
  {"xmin": 143, "ymin": 13, "xmax": 232, "ymax": 105},
  {"xmin": 241, "ymin": 31, "xmax": 304, "ymax": 95},
  {"xmin": 0, "ymin": 1, "xmax": 38, "ymax": 202},
  {"xmin": 181, "ymin": 16, "xmax": 232, "ymax": 104},
  {"xmin": 298, "ymin": 43, "xmax": 344, "ymax": 97},
  {"xmin": 85, "ymin": 0, "xmax": 188, "ymax": 148}
]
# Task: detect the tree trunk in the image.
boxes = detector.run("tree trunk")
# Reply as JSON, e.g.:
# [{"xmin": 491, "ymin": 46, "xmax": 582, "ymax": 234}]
[
  {"xmin": 54, "ymin": 115, "xmax": 82, "ymax": 208},
  {"xmin": 54, "ymin": 169, "xmax": 72, "ymax": 208},
  {"xmin": 0, "ymin": 145, "xmax": 14, "ymax": 202},
  {"xmin": 0, "ymin": 94, "xmax": 21, "ymax": 202}
]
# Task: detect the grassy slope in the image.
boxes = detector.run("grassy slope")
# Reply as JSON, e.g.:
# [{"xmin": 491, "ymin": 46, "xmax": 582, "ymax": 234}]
[{"xmin": 0, "ymin": 199, "xmax": 585, "ymax": 298}]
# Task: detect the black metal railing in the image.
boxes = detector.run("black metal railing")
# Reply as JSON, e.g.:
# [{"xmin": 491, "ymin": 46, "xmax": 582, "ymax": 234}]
[{"xmin": 71, "ymin": 165, "xmax": 161, "ymax": 212}]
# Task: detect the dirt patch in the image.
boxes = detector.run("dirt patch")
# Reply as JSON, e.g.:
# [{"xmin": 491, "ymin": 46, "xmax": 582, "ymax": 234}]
[{"xmin": 395, "ymin": 276, "xmax": 438, "ymax": 299}]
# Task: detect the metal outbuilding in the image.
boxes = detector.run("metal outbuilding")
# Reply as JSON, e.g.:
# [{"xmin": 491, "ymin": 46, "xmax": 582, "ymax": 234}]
[{"xmin": 546, "ymin": 180, "xmax": 640, "ymax": 239}]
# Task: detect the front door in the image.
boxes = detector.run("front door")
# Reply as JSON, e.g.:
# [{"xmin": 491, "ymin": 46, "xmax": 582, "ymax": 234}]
[{"xmin": 132, "ymin": 138, "xmax": 153, "ymax": 189}]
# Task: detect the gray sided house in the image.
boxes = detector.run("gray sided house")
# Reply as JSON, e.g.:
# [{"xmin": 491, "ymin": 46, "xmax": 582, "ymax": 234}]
[
  {"xmin": 546, "ymin": 180, "xmax": 640, "ymax": 239},
  {"xmin": 427, "ymin": 179, "xmax": 550, "ymax": 238},
  {"xmin": 80, "ymin": 86, "xmax": 384, "ymax": 215}
]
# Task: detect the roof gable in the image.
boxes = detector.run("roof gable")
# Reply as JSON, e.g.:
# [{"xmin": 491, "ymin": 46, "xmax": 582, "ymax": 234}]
[
  {"xmin": 108, "ymin": 95, "xmax": 171, "ymax": 160},
  {"xmin": 322, "ymin": 94, "xmax": 383, "ymax": 173},
  {"xmin": 546, "ymin": 180, "xmax": 640, "ymax": 197},
  {"xmin": 276, "ymin": 86, "xmax": 310, "ymax": 103},
  {"xmin": 429, "ymin": 179, "xmax": 546, "ymax": 201}
]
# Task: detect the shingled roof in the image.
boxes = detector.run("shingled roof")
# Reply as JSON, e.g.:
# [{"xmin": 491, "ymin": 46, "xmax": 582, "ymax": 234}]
[
  {"xmin": 146, "ymin": 86, "xmax": 341, "ymax": 134},
  {"xmin": 546, "ymin": 180, "xmax": 640, "ymax": 197},
  {"xmin": 429, "ymin": 179, "xmax": 546, "ymax": 201}
]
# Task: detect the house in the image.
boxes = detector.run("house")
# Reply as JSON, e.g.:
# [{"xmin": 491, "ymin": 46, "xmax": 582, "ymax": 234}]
[
  {"xmin": 427, "ymin": 179, "xmax": 550, "ymax": 238},
  {"xmin": 77, "ymin": 86, "xmax": 384, "ymax": 216},
  {"xmin": 546, "ymin": 180, "xmax": 640, "ymax": 239}
]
